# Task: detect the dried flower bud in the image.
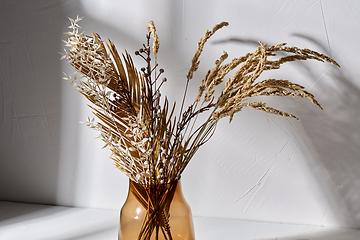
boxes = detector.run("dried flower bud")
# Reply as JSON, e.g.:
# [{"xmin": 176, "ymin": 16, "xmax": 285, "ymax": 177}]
[
  {"xmin": 135, "ymin": 51, "xmax": 140, "ymax": 55},
  {"xmin": 162, "ymin": 77, "xmax": 167, "ymax": 82},
  {"xmin": 139, "ymin": 48, "xmax": 144, "ymax": 53},
  {"xmin": 159, "ymin": 68, "xmax": 164, "ymax": 73},
  {"xmin": 141, "ymin": 67, "xmax": 146, "ymax": 72}
]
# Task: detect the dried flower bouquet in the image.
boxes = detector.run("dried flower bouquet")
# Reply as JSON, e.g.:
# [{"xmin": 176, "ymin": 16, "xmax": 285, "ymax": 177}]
[{"xmin": 62, "ymin": 16, "xmax": 339, "ymax": 239}]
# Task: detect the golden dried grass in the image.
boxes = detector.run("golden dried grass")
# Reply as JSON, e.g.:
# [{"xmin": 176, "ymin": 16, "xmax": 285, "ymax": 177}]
[{"xmin": 63, "ymin": 17, "xmax": 339, "ymax": 185}]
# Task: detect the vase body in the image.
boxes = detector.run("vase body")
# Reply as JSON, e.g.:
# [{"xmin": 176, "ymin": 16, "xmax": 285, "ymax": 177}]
[{"xmin": 119, "ymin": 179, "xmax": 195, "ymax": 240}]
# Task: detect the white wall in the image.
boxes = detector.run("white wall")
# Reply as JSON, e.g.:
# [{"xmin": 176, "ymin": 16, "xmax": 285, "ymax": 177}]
[{"xmin": 1, "ymin": 0, "xmax": 360, "ymax": 229}]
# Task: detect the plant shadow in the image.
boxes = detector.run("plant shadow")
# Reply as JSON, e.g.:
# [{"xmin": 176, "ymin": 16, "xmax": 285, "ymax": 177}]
[
  {"xmin": 286, "ymin": 33, "xmax": 360, "ymax": 228},
  {"xmin": 209, "ymin": 34, "xmax": 360, "ymax": 229}
]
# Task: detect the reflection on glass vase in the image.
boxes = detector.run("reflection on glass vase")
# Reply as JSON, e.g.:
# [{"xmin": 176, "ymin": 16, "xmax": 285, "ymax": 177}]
[{"xmin": 119, "ymin": 179, "xmax": 195, "ymax": 240}]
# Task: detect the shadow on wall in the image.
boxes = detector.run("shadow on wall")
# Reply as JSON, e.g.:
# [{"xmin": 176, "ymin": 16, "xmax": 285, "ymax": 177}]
[
  {"xmin": 0, "ymin": 0, "xmax": 69, "ymax": 219},
  {"xmin": 212, "ymin": 37, "xmax": 260, "ymax": 48},
  {"xmin": 288, "ymin": 33, "xmax": 360, "ymax": 229},
  {"xmin": 209, "ymin": 35, "xmax": 360, "ymax": 229}
]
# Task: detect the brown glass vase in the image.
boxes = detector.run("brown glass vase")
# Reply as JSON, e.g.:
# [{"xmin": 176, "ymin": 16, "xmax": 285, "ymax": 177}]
[{"xmin": 118, "ymin": 179, "xmax": 195, "ymax": 240}]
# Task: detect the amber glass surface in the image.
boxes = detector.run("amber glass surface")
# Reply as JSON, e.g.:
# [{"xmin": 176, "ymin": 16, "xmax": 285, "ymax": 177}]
[{"xmin": 119, "ymin": 179, "xmax": 195, "ymax": 240}]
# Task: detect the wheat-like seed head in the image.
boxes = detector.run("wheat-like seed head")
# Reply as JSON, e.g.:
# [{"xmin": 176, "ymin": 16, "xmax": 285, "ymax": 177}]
[
  {"xmin": 147, "ymin": 21, "xmax": 160, "ymax": 56},
  {"xmin": 186, "ymin": 22, "xmax": 229, "ymax": 81}
]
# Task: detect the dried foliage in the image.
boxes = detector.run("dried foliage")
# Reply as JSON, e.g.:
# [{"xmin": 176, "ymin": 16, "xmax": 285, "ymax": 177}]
[{"xmin": 62, "ymin": 17, "xmax": 339, "ymax": 186}]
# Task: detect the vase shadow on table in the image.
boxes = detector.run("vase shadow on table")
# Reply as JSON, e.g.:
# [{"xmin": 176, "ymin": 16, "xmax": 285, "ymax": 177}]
[{"xmin": 255, "ymin": 229, "xmax": 360, "ymax": 240}]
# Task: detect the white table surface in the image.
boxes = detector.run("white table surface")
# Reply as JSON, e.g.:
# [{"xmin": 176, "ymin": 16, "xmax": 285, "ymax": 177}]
[{"xmin": 0, "ymin": 201, "xmax": 359, "ymax": 240}]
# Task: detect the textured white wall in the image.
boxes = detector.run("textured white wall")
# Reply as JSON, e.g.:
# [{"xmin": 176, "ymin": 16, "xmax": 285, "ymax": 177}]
[{"xmin": 1, "ymin": 0, "xmax": 360, "ymax": 229}]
